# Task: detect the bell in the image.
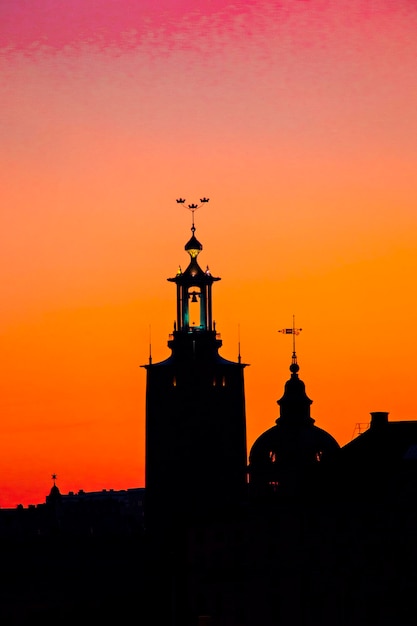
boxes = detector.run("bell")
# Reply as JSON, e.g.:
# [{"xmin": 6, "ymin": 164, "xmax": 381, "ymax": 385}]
[{"xmin": 190, "ymin": 292, "xmax": 199, "ymax": 303}]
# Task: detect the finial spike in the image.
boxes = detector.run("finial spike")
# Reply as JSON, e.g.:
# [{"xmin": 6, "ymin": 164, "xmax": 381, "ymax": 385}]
[
  {"xmin": 292, "ymin": 314, "xmax": 297, "ymax": 360},
  {"xmin": 278, "ymin": 315, "xmax": 303, "ymax": 365}
]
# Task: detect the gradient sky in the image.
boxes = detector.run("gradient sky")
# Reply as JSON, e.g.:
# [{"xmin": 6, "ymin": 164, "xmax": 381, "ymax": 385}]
[{"xmin": 1, "ymin": 0, "xmax": 416, "ymax": 507}]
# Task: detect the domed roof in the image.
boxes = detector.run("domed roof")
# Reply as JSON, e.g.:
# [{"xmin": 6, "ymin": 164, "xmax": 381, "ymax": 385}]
[
  {"xmin": 248, "ymin": 355, "xmax": 340, "ymax": 494},
  {"xmin": 46, "ymin": 474, "xmax": 62, "ymax": 503},
  {"xmin": 49, "ymin": 484, "xmax": 61, "ymax": 498},
  {"xmin": 168, "ymin": 224, "xmax": 220, "ymax": 284},
  {"xmin": 249, "ymin": 420, "xmax": 340, "ymax": 468},
  {"xmin": 185, "ymin": 232, "xmax": 203, "ymax": 257}
]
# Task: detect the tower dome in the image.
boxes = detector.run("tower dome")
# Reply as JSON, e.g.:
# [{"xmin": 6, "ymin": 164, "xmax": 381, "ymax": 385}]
[
  {"xmin": 46, "ymin": 474, "xmax": 62, "ymax": 504},
  {"xmin": 248, "ymin": 346, "xmax": 339, "ymax": 498},
  {"xmin": 184, "ymin": 228, "xmax": 203, "ymax": 258}
]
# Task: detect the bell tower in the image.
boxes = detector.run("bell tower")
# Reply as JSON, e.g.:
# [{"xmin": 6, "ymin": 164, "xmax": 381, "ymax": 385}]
[{"xmin": 144, "ymin": 199, "xmax": 248, "ymax": 534}]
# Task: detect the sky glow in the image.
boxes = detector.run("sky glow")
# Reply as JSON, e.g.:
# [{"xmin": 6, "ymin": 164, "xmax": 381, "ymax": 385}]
[{"xmin": 1, "ymin": 0, "xmax": 416, "ymax": 506}]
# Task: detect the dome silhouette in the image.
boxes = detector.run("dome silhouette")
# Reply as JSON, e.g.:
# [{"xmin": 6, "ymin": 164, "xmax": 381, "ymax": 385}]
[{"xmin": 248, "ymin": 356, "xmax": 339, "ymax": 495}]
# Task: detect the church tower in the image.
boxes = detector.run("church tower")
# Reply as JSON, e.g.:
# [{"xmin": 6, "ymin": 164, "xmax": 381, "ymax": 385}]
[
  {"xmin": 144, "ymin": 200, "xmax": 248, "ymax": 534},
  {"xmin": 248, "ymin": 321, "xmax": 339, "ymax": 499}
]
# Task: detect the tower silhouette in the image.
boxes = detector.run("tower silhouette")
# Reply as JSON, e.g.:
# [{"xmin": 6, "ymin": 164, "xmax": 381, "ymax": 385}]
[
  {"xmin": 145, "ymin": 204, "xmax": 247, "ymax": 531},
  {"xmin": 143, "ymin": 201, "xmax": 248, "ymax": 625},
  {"xmin": 248, "ymin": 326, "xmax": 339, "ymax": 499}
]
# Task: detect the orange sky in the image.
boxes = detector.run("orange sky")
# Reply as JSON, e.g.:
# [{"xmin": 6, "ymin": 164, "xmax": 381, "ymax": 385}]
[{"xmin": 1, "ymin": 0, "xmax": 417, "ymax": 507}]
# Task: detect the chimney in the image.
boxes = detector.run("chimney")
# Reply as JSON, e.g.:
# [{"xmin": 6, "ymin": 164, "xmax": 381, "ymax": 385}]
[{"xmin": 370, "ymin": 411, "xmax": 389, "ymax": 430}]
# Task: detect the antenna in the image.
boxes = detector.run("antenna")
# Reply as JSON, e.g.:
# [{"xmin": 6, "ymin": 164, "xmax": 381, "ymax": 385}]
[
  {"xmin": 149, "ymin": 324, "xmax": 152, "ymax": 365},
  {"xmin": 278, "ymin": 315, "xmax": 302, "ymax": 364},
  {"xmin": 237, "ymin": 323, "xmax": 241, "ymax": 364}
]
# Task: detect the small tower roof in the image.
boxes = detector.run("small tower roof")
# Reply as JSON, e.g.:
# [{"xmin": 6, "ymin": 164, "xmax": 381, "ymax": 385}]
[
  {"xmin": 168, "ymin": 220, "xmax": 220, "ymax": 284},
  {"xmin": 276, "ymin": 357, "xmax": 314, "ymax": 426},
  {"xmin": 46, "ymin": 473, "xmax": 62, "ymax": 503},
  {"xmin": 276, "ymin": 318, "xmax": 312, "ymax": 425},
  {"xmin": 185, "ymin": 226, "xmax": 203, "ymax": 258}
]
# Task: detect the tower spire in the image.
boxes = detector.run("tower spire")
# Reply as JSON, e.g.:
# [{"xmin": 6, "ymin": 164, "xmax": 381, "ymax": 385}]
[
  {"xmin": 278, "ymin": 315, "xmax": 303, "ymax": 371},
  {"xmin": 168, "ymin": 197, "xmax": 219, "ymax": 344}
]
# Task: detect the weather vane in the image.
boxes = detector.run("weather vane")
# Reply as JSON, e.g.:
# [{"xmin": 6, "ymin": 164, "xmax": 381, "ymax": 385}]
[
  {"xmin": 176, "ymin": 197, "xmax": 210, "ymax": 232},
  {"xmin": 278, "ymin": 315, "xmax": 302, "ymax": 364}
]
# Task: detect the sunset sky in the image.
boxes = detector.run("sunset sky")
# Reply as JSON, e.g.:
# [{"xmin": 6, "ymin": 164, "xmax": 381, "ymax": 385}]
[{"xmin": 1, "ymin": 0, "xmax": 416, "ymax": 508}]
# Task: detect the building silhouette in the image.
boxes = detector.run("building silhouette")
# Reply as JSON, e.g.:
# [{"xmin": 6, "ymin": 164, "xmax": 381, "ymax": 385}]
[
  {"xmin": 0, "ymin": 483, "xmax": 146, "ymax": 624},
  {"xmin": 248, "ymin": 349, "xmax": 340, "ymax": 500},
  {"xmin": 142, "ymin": 208, "xmax": 417, "ymax": 626},
  {"xmin": 143, "ymin": 208, "xmax": 248, "ymax": 625},
  {"xmin": 144, "ymin": 216, "xmax": 247, "ymax": 534},
  {"xmin": 2, "ymin": 207, "xmax": 417, "ymax": 625}
]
